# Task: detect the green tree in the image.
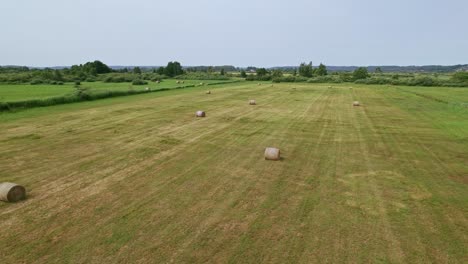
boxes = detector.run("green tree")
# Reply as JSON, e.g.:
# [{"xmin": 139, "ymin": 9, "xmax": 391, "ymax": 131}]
[
  {"xmin": 452, "ymin": 72, "xmax": 468, "ymax": 82},
  {"xmin": 157, "ymin": 67, "xmax": 165, "ymax": 75},
  {"xmin": 41, "ymin": 69, "xmax": 54, "ymax": 80},
  {"xmin": 298, "ymin": 62, "xmax": 313, "ymax": 77},
  {"xmin": 133, "ymin": 67, "xmax": 142, "ymax": 74},
  {"xmin": 53, "ymin": 70, "xmax": 64, "ymax": 81},
  {"xmin": 240, "ymin": 70, "xmax": 247, "ymax": 78},
  {"xmin": 220, "ymin": 68, "xmax": 225, "ymax": 75},
  {"xmin": 92, "ymin": 60, "xmax": 112, "ymax": 74},
  {"xmin": 72, "ymin": 60, "xmax": 112, "ymax": 76},
  {"xmin": 353, "ymin": 67, "xmax": 370, "ymax": 80},
  {"xmin": 164, "ymin": 61, "xmax": 184, "ymax": 77},
  {"xmin": 316, "ymin": 63, "xmax": 328, "ymax": 76},
  {"xmin": 256, "ymin": 68, "xmax": 268, "ymax": 77},
  {"xmin": 271, "ymin": 69, "xmax": 283, "ymax": 78},
  {"xmin": 375, "ymin": 67, "xmax": 383, "ymax": 74}
]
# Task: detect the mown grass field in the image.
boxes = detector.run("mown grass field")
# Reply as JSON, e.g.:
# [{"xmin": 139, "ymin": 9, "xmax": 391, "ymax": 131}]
[
  {"xmin": 0, "ymin": 80, "xmax": 226, "ymax": 102},
  {"xmin": 0, "ymin": 82, "xmax": 467, "ymax": 263}
]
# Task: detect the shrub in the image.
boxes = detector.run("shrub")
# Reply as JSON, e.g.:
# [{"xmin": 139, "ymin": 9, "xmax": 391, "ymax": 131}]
[
  {"xmin": 452, "ymin": 72, "xmax": 468, "ymax": 82},
  {"xmin": 298, "ymin": 62, "xmax": 313, "ymax": 77},
  {"xmin": 30, "ymin": 79, "xmax": 44, "ymax": 85},
  {"xmin": 246, "ymin": 75, "xmax": 271, "ymax": 81},
  {"xmin": 104, "ymin": 76, "xmax": 125, "ymax": 83},
  {"xmin": 132, "ymin": 79, "xmax": 148, "ymax": 85},
  {"xmin": 410, "ymin": 77, "xmax": 437, "ymax": 86},
  {"xmin": 307, "ymin": 76, "xmax": 343, "ymax": 83},
  {"xmin": 271, "ymin": 70, "xmax": 283, "ymax": 78},
  {"xmin": 148, "ymin": 74, "xmax": 166, "ymax": 81},
  {"xmin": 271, "ymin": 76, "xmax": 311, "ymax": 83},
  {"xmin": 75, "ymin": 87, "xmax": 91, "ymax": 100},
  {"xmin": 354, "ymin": 77, "xmax": 392, "ymax": 85},
  {"xmin": 102, "ymin": 73, "xmax": 137, "ymax": 83},
  {"xmin": 272, "ymin": 76, "xmax": 294, "ymax": 83},
  {"xmin": 353, "ymin": 67, "xmax": 369, "ymax": 80},
  {"xmin": 177, "ymin": 72, "xmax": 229, "ymax": 80}
]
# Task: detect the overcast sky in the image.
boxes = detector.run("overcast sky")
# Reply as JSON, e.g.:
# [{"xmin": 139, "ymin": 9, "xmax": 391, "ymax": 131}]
[{"xmin": 1, "ymin": 0, "xmax": 467, "ymax": 67}]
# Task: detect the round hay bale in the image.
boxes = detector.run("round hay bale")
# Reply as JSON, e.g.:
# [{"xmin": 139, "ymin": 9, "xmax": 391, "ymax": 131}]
[
  {"xmin": 264, "ymin": 147, "xmax": 280, "ymax": 161},
  {"xmin": 249, "ymin": 99, "xmax": 256, "ymax": 105},
  {"xmin": 206, "ymin": 90, "xmax": 211, "ymax": 94},
  {"xmin": 145, "ymin": 87, "xmax": 150, "ymax": 91},
  {"xmin": 196, "ymin": 111, "xmax": 206, "ymax": 117},
  {"xmin": 176, "ymin": 81, "xmax": 180, "ymax": 84},
  {"xmin": 156, "ymin": 80, "xmax": 160, "ymax": 84},
  {"xmin": 353, "ymin": 101, "xmax": 360, "ymax": 106},
  {"xmin": 0, "ymin": 182, "xmax": 26, "ymax": 202},
  {"xmin": 200, "ymin": 82, "xmax": 204, "ymax": 85},
  {"xmin": 328, "ymin": 86, "xmax": 332, "ymax": 88}
]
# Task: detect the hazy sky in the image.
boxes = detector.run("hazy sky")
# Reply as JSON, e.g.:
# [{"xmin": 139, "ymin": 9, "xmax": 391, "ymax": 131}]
[{"xmin": 1, "ymin": 0, "xmax": 467, "ymax": 67}]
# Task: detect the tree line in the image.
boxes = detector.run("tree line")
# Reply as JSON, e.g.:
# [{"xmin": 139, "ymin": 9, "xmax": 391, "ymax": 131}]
[{"xmin": 1, "ymin": 60, "xmax": 467, "ymax": 87}]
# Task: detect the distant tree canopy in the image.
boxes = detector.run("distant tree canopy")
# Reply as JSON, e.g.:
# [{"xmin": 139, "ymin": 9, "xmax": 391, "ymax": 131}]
[
  {"xmin": 0, "ymin": 66, "xmax": 30, "ymax": 73},
  {"xmin": 91, "ymin": 61, "xmax": 112, "ymax": 74},
  {"xmin": 452, "ymin": 71, "xmax": 468, "ymax": 82},
  {"xmin": 70, "ymin": 60, "xmax": 112, "ymax": 76},
  {"xmin": 156, "ymin": 67, "xmax": 165, "ymax": 75},
  {"xmin": 240, "ymin": 70, "xmax": 247, "ymax": 78},
  {"xmin": 298, "ymin": 62, "xmax": 313, "ymax": 77},
  {"xmin": 271, "ymin": 69, "xmax": 283, "ymax": 78},
  {"xmin": 162, "ymin": 61, "xmax": 183, "ymax": 77},
  {"xmin": 256, "ymin": 68, "xmax": 269, "ymax": 77},
  {"xmin": 316, "ymin": 63, "xmax": 328, "ymax": 76},
  {"xmin": 2, "ymin": 59, "xmax": 467, "ymax": 88},
  {"xmin": 185, "ymin": 65, "xmax": 237, "ymax": 72},
  {"xmin": 53, "ymin": 70, "xmax": 64, "ymax": 81},
  {"xmin": 133, "ymin": 67, "xmax": 142, "ymax": 74},
  {"xmin": 353, "ymin": 67, "xmax": 370, "ymax": 80}
]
